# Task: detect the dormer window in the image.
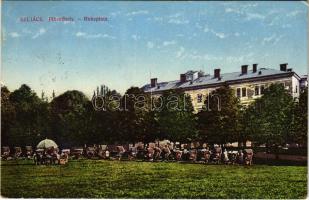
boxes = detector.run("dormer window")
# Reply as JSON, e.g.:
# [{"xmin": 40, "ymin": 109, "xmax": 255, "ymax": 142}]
[{"xmin": 185, "ymin": 71, "xmax": 199, "ymax": 82}]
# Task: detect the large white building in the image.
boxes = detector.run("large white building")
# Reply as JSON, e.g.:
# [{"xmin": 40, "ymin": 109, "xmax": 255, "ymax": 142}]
[{"xmin": 142, "ymin": 63, "xmax": 303, "ymax": 112}]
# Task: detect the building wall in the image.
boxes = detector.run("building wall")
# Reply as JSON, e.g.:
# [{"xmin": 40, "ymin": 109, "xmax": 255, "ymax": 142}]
[
  {"xmin": 184, "ymin": 88, "xmax": 211, "ymax": 112},
  {"xmin": 183, "ymin": 76, "xmax": 296, "ymax": 112},
  {"xmin": 291, "ymin": 76, "xmax": 300, "ymax": 98}
]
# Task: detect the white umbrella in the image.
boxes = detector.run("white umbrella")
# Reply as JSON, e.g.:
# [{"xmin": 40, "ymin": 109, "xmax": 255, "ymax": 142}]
[{"xmin": 36, "ymin": 139, "xmax": 58, "ymax": 149}]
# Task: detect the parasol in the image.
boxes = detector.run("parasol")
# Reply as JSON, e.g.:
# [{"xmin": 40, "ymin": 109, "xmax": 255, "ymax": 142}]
[{"xmin": 36, "ymin": 139, "xmax": 58, "ymax": 149}]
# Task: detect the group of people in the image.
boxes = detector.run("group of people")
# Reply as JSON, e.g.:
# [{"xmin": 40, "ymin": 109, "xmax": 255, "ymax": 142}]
[
  {"xmin": 33, "ymin": 148, "xmax": 56, "ymax": 165},
  {"xmin": 1, "ymin": 146, "xmax": 34, "ymax": 160},
  {"xmin": 144, "ymin": 145, "xmax": 253, "ymax": 165},
  {"xmin": 81, "ymin": 143, "xmax": 254, "ymax": 165},
  {"xmin": 33, "ymin": 147, "xmax": 70, "ymax": 165},
  {"xmin": 1, "ymin": 143, "xmax": 254, "ymax": 166}
]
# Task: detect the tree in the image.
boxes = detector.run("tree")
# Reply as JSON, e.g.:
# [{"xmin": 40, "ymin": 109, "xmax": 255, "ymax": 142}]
[
  {"xmin": 197, "ymin": 84, "xmax": 242, "ymax": 145},
  {"xmin": 244, "ymin": 83, "xmax": 295, "ymax": 149},
  {"xmin": 157, "ymin": 89, "xmax": 197, "ymax": 143},
  {"xmin": 7, "ymin": 84, "xmax": 49, "ymax": 146},
  {"xmin": 117, "ymin": 87, "xmax": 150, "ymax": 144},
  {"xmin": 293, "ymin": 87, "xmax": 307, "ymax": 146},
  {"xmin": 1, "ymin": 86, "xmax": 16, "ymax": 146},
  {"xmin": 92, "ymin": 88, "xmax": 123, "ymax": 144},
  {"xmin": 50, "ymin": 90, "xmax": 91, "ymax": 147}
]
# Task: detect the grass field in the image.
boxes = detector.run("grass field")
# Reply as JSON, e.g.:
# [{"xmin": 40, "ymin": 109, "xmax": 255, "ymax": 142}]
[{"xmin": 1, "ymin": 159, "xmax": 307, "ymax": 198}]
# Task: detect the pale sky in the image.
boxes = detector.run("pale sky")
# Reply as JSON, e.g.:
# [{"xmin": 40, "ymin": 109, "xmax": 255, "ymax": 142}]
[{"xmin": 2, "ymin": 1, "xmax": 308, "ymax": 99}]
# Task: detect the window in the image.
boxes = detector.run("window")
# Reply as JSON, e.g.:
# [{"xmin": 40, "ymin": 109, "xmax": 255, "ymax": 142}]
[
  {"xmin": 295, "ymin": 86, "xmax": 298, "ymax": 93},
  {"xmin": 242, "ymin": 88, "xmax": 247, "ymax": 97},
  {"xmin": 236, "ymin": 88, "xmax": 241, "ymax": 98},
  {"xmin": 255, "ymin": 86, "xmax": 259, "ymax": 96},
  {"xmin": 197, "ymin": 94, "xmax": 203, "ymax": 103},
  {"xmin": 261, "ymin": 85, "xmax": 265, "ymax": 95}
]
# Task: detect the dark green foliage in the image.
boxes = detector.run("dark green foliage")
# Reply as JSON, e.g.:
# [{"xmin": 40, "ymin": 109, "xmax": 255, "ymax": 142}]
[
  {"xmin": 157, "ymin": 89, "xmax": 197, "ymax": 142},
  {"xmin": 293, "ymin": 87, "xmax": 308, "ymax": 146},
  {"xmin": 117, "ymin": 87, "xmax": 150, "ymax": 143},
  {"xmin": 1, "ymin": 83, "xmax": 307, "ymax": 148},
  {"xmin": 1, "ymin": 84, "xmax": 50, "ymax": 147},
  {"xmin": 197, "ymin": 84, "xmax": 242, "ymax": 145},
  {"xmin": 50, "ymin": 90, "xmax": 92, "ymax": 147},
  {"xmin": 243, "ymin": 84, "xmax": 295, "ymax": 147},
  {"xmin": 1, "ymin": 86, "xmax": 15, "ymax": 146}
]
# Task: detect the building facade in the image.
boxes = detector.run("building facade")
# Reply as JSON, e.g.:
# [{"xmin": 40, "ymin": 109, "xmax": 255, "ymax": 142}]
[{"xmin": 142, "ymin": 63, "xmax": 303, "ymax": 112}]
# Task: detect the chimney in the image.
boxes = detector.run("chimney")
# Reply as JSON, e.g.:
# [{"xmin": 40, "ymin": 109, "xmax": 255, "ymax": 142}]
[
  {"xmin": 280, "ymin": 63, "xmax": 288, "ymax": 71},
  {"xmin": 253, "ymin": 64, "xmax": 258, "ymax": 73},
  {"xmin": 214, "ymin": 69, "xmax": 220, "ymax": 79},
  {"xmin": 180, "ymin": 74, "xmax": 187, "ymax": 83},
  {"xmin": 150, "ymin": 78, "xmax": 157, "ymax": 87},
  {"xmin": 241, "ymin": 65, "xmax": 248, "ymax": 74}
]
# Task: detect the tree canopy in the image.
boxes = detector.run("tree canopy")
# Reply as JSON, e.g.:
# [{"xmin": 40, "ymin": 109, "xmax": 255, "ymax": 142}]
[
  {"xmin": 1, "ymin": 83, "xmax": 307, "ymax": 148},
  {"xmin": 243, "ymin": 84, "xmax": 296, "ymax": 147},
  {"xmin": 197, "ymin": 84, "xmax": 242, "ymax": 145},
  {"xmin": 157, "ymin": 89, "xmax": 197, "ymax": 143}
]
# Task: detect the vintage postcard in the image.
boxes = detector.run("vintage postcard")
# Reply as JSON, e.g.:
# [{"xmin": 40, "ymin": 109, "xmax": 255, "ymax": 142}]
[{"xmin": 1, "ymin": 0, "xmax": 308, "ymax": 199}]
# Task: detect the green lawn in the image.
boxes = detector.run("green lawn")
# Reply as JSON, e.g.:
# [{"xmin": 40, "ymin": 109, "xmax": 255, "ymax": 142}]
[{"xmin": 1, "ymin": 159, "xmax": 307, "ymax": 198}]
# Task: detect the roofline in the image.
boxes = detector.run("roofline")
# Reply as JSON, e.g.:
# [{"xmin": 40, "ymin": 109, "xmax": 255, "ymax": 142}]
[
  {"xmin": 144, "ymin": 72, "xmax": 298, "ymax": 94},
  {"xmin": 226, "ymin": 71, "xmax": 300, "ymax": 84},
  {"xmin": 291, "ymin": 71, "xmax": 301, "ymax": 80}
]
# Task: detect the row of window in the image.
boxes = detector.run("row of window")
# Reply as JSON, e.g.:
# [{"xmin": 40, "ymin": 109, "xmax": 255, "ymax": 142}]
[
  {"xmin": 196, "ymin": 85, "xmax": 264, "ymax": 103},
  {"xmin": 236, "ymin": 85, "xmax": 265, "ymax": 98},
  {"xmin": 195, "ymin": 83, "xmax": 297, "ymax": 103}
]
